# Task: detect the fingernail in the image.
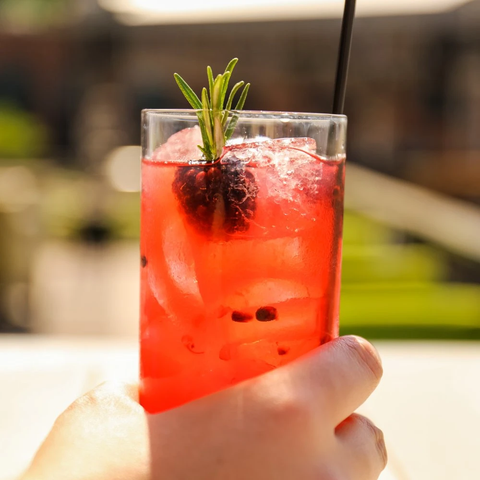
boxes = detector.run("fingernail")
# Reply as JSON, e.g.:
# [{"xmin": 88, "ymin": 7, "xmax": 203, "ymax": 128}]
[
  {"xmin": 354, "ymin": 337, "xmax": 382, "ymax": 366},
  {"xmin": 344, "ymin": 336, "xmax": 383, "ymax": 380}
]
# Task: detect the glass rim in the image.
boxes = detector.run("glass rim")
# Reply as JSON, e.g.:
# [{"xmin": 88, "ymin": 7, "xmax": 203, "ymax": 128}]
[{"xmin": 142, "ymin": 109, "xmax": 347, "ymax": 121}]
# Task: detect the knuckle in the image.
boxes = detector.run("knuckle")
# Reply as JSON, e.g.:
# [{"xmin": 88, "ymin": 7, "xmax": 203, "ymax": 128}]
[
  {"xmin": 342, "ymin": 336, "xmax": 383, "ymax": 382},
  {"xmin": 356, "ymin": 415, "xmax": 388, "ymax": 469},
  {"xmin": 250, "ymin": 378, "xmax": 312, "ymax": 427},
  {"xmin": 375, "ymin": 427, "xmax": 388, "ymax": 469},
  {"xmin": 66, "ymin": 382, "xmax": 136, "ymax": 415},
  {"xmin": 358, "ymin": 415, "xmax": 378, "ymax": 438},
  {"xmin": 270, "ymin": 393, "xmax": 310, "ymax": 425},
  {"xmin": 65, "ymin": 387, "xmax": 105, "ymax": 414}
]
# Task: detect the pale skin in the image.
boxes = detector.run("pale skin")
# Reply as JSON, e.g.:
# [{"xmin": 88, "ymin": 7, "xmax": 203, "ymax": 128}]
[{"xmin": 21, "ymin": 335, "xmax": 387, "ymax": 480}]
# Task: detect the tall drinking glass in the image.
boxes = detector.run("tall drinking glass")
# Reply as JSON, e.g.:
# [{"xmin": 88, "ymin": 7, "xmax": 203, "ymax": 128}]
[{"xmin": 140, "ymin": 110, "xmax": 347, "ymax": 413}]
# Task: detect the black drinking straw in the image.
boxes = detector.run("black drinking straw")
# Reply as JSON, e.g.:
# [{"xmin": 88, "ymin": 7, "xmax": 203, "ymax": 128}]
[{"xmin": 332, "ymin": 0, "xmax": 356, "ymax": 114}]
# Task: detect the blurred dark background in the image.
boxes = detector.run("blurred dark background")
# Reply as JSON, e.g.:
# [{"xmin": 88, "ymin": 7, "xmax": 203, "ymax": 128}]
[{"xmin": 1, "ymin": 0, "xmax": 479, "ymax": 338}]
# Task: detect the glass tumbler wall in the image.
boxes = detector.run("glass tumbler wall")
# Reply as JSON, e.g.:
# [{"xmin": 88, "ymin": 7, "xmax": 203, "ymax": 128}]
[{"xmin": 140, "ymin": 110, "xmax": 347, "ymax": 413}]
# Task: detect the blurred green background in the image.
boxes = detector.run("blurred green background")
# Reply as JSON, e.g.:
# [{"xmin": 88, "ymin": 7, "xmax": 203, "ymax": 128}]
[{"xmin": 0, "ymin": 0, "xmax": 479, "ymax": 338}]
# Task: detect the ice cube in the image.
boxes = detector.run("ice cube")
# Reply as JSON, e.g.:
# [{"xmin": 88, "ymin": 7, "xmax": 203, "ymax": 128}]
[
  {"xmin": 262, "ymin": 145, "xmax": 325, "ymax": 205},
  {"xmin": 221, "ymin": 139, "xmax": 326, "ymax": 232},
  {"xmin": 162, "ymin": 219, "xmax": 202, "ymax": 300},
  {"xmin": 151, "ymin": 126, "xmax": 203, "ymax": 163},
  {"xmin": 222, "ymin": 137, "xmax": 317, "ymax": 167},
  {"xmin": 221, "ymin": 296, "xmax": 322, "ymax": 349},
  {"xmin": 224, "ymin": 278, "xmax": 310, "ymax": 311},
  {"xmin": 270, "ymin": 137, "xmax": 317, "ymax": 154},
  {"xmin": 148, "ymin": 213, "xmax": 204, "ymax": 321}
]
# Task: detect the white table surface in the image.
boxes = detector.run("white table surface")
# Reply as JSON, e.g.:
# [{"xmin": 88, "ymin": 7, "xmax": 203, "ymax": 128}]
[{"xmin": 1, "ymin": 335, "xmax": 479, "ymax": 480}]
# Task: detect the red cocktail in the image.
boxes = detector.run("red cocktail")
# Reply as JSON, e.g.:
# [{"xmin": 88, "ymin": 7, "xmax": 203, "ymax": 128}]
[{"xmin": 140, "ymin": 111, "xmax": 347, "ymax": 413}]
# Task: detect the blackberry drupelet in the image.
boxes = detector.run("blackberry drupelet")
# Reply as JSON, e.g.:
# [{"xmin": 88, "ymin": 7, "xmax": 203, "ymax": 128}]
[{"xmin": 172, "ymin": 156, "xmax": 258, "ymax": 235}]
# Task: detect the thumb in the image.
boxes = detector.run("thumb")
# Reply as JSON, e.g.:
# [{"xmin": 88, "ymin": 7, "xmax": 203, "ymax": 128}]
[{"xmin": 252, "ymin": 336, "xmax": 382, "ymax": 426}]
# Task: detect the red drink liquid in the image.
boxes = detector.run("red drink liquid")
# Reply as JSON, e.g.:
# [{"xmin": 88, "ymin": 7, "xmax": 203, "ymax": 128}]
[{"xmin": 140, "ymin": 128, "xmax": 345, "ymax": 413}]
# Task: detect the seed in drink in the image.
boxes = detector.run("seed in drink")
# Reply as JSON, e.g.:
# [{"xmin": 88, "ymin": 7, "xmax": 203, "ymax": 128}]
[
  {"xmin": 181, "ymin": 335, "xmax": 204, "ymax": 354},
  {"xmin": 231, "ymin": 311, "xmax": 253, "ymax": 322},
  {"xmin": 256, "ymin": 306, "xmax": 278, "ymax": 321},
  {"xmin": 277, "ymin": 346, "xmax": 290, "ymax": 356}
]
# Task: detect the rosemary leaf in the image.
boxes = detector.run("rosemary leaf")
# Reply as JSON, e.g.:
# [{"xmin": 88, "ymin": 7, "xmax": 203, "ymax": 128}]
[
  {"xmin": 223, "ymin": 81, "xmax": 244, "ymax": 127},
  {"xmin": 201, "ymin": 88, "xmax": 214, "ymax": 149},
  {"xmin": 207, "ymin": 66, "xmax": 214, "ymax": 104},
  {"xmin": 173, "ymin": 74, "xmax": 202, "ymax": 110},
  {"xmin": 235, "ymin": 83, "xmax": 250, "ymax": 111},
  {"xmin": 225, "ymin": 83, "xmax": 250, "ymax": 140},
  {"xmin": 219, "ymin": 71, "xmax": 232, "ymax": 110},
  {"xmin": 224, "ymin": 58, "xmax": 238, "ymax": 76},
  {"xmin": 212, "ymin": 74, "xmax": 223, "ymax": 113},
  {"xmin": 197, "ymin": 116, "xmax": 212, "ymax": 159}
]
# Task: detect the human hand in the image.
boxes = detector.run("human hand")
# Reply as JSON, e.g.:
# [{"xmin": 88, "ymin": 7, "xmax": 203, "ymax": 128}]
[
  {"xmin": 22, "ymin": 335, "xmax": 386, "ymax": 480},
  {"xmin": 148, "ymin": 335, "xmax": 386, "ymax": 479},
  {"xmin": 20, "ymin": 382, "xmax": 150, "ymax": 480}
]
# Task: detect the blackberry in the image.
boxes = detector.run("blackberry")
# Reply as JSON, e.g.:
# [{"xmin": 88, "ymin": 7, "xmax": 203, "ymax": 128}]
[{"xmin": 172, "ymin": 157, "xmax": 258, "ymax": 235}]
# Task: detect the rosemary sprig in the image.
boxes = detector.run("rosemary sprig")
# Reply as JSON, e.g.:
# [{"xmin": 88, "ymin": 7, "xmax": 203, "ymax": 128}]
[{"xmin": 174, "ymin": 58, "xmax": 250, "ymax": 162}]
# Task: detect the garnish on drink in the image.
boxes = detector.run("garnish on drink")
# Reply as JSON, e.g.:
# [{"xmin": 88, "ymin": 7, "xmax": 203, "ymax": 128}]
[
  {"xmin": 172, "ymin": 59, "xmax": 258, "ymax": 235},
  {"xmin": 173, "ymin": 58, "xmax": 250, "ymax": 161}
]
